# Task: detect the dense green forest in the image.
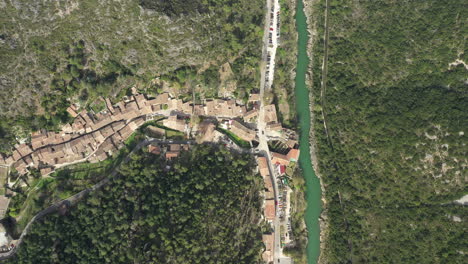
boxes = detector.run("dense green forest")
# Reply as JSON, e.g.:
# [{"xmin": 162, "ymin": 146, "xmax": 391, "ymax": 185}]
[
  {"xmin": 271, "ymin": 0, "xmax": 298, "ymax": 127},
  {"xmin": 7, "ymin": 145, "xmax": 264, "ymax": 263},
  {"xmin": 0, "ymin": 0, "xmax": 264, "ymax": 153},
  {"xmin": 307, "ymin": 0, "xmax": 467, "ymax": 263}
]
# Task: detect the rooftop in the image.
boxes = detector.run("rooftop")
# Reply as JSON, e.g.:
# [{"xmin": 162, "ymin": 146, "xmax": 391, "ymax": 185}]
[
  {"xmin": 229, "ymin": 120, "xmax": 256, "ymax": 142},
  {"xmin": 264, "ymin": 199, "xmax": 276, "ymax": 220}
]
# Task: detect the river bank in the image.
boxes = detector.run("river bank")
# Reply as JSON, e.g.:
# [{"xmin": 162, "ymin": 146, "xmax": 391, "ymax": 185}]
[
  {"xmin": 301, "ymin": 0, "xmax": 332, "ymax": 261},
  {"xmin": 299, "ymin": 0, "xmax": 331, "ymax": 263},
  {"xmin": 294, "ymin": 0, "xmax": 323, "ymax": 263}
]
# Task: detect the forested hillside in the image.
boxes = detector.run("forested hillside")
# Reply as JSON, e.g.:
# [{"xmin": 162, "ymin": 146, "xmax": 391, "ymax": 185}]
[
  {"xmin": 307, "ymin": 0, "xmax": 467, "ymax": 263},
  {"xmin": 0, "ymin": 0, "xmax": 264, "ymax": 152},
  {"xmin": 7, "ymin": 145, "xmax": 264, "ymax": 263}
]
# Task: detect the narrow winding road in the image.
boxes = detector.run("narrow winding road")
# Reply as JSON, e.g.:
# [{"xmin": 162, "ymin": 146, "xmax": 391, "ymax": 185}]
[
  {"xmin": 1, "ymin": 0, "xmax": 289, "ymax": 261},
  {"xmin": 0, "ymin": 138, "xmax": 193, "ymax": 260}
]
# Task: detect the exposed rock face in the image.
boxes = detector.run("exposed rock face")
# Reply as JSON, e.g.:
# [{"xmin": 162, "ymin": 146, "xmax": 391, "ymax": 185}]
[
  {"xmin": 0, "ymin": 0, "xmax": 261, "ymax": 118},
  {"xmin": 139, "ymin": 0, "xmax": 207, "ymax": 16}
]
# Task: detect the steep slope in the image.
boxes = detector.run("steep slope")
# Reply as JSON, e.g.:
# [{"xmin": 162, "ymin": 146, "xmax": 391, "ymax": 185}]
[
  {"xmin": 307, "ymin": 0, "xmax": 467, "ymax": 263},
  {"xmin": 0, "ymin": 0, "xmax": 264, "ymax": 151},
  {"xmin": 7, "ymin": 145, "xmax": 264, "ymax": 263}
]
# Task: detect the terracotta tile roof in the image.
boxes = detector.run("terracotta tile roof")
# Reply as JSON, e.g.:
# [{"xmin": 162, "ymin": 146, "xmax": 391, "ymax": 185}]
[
  {"xmin": 100, "ymin": 138, "xmax": 117, "ymax": 153},
  {"xmin": 169, "ymin": 144, "xmax": 181, "ymax": 151},
  {"xmin": 111, "ymin": 133, "xmax": 124, "ymax": 146},
  {"xmin": 80, "ymin": 111, "xmax": 94, "ymax": 127},
  {"xmin": 194, "ymin": 105, "xmax": 206, "ymax": 116},
  {"xmin": 118, "ymin": 125, "xmax": 133, "ymax": 139},
  {"xmin": 12, "ymin": 150, "xmax": 21, "ymax": 161},
  {"xmin": 229, "ymin": 120, "xmax": 256, "ymax": 142},
  {"xmin": 262, "ymin": 233, "xmax": 274, "ymax": 252},
  {"xmin": 166, "ymin": 151, "xmax": 179, "ymax": 160},
  {"xmin": 105, "ymin": 98, "xmax": 115, "ymax": 113},
  {"xmin": 257, "ymin": 157, "xmax": 269, "ymax": 177},
  {"xmin": 262, "ymin": 234, "xmax": 274, "ymax": 263},
  {"xmin": 243, "ymin": 109, "xmax": 259, "ymax": 121},
  {"xmin": 111, "ymin": 121, "xmax": 125, "ymax": 132},
  {"xmin": 258, "ymin": 157, "xmax": 274, "ymax": 196},
  {"xmin": 125, "ymin": 100, "xmax": 138, "ymax": 111},
  {"xmin": 4, "ymin": 156, "xmax": 13, "ymax": 165},
  {"xmin": 204, "ymin": 99, "xmax": 245, "ymax": 118},
  {"xmin": 66, "ymin": 106, "xmax": 78, "ymax": 118},
  {"xmin": 128, "ymin": 121, "xmax": 139, "ymax": 131},
  {"xmin": 115, "ymin": 101, "xmax": 126, "ymax": 113},
  {"xmin": 264, "ymin": 104, "xmax": 278, "ymax": 124},
  {"xmin": 182, "ymin": 101, "xmax": 192, "ymax": 114},
  {"xmin": 163, "ymin": 115, "xmax": 185, "ymax": 132},
  {"xmin": 148, "ymin": 145, "xmax": 161, "ymax": 155},
  {"xmin": 134, "ymin": 94, "xmax": 147, "ymax": 109},
  {"xmin": 93, "ymin": 130, "xmax": 105, "ymax": 144},
  {"xmin": 134, "ymin": 116, "xmax": 145, "ymax": 127},
  {"xmin": 170, "ymin": 99, "xmax": 183, "ymax": 111},
  {"xmin": 100, "ymin": 125, "xmax": 114, "ymax": 138},
  {"xmin": 271, "ymin": 152, "xmax": 289, "ymax": 166},
  {"xmin": 286, "ymin": 148, "xmax": 300, "ymax": 161},
  {"xmin": 140, "ymin": 105, "xmax": 153, "ymax": 115},
  {"xmin": 248, "ymin": 93, "xmax": 260, "ymax": 102},
  {"xmin": 17, "ymin": 144, "xmax": 33, "ymax": 157},
  {"xmin": 266, "ymin": 122, "xmax": 282, "ymax": 131},
  {"xmin": 13, "ymin": 159, "xmax": 28, "ymax": 174},
  {"xmin": 151, "ymin": 104, "xmax": 162, "ymax": 112},
  {"xmin": 155, "ymin": 93, "xmax": 170, "ymax": 105},
  {"xmin": 96, "ymin": 151, "xmax": 109, "ymax": 161},
  {"xmin": 264, "ymin": 199, "xmax": 276, "ymax": 220},
  {"xmin": 62, "ymin": 124, "xmax": 73, "ymax": 133}
]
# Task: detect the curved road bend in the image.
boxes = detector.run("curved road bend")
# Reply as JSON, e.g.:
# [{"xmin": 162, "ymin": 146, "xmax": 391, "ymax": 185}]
[
  {"xmin": 1, "ymin": 0, "xmax": 284, "ymax": 259},
  {"xmin": 0, "ymin": 138, "xmax": 193, "ymax": 261}
]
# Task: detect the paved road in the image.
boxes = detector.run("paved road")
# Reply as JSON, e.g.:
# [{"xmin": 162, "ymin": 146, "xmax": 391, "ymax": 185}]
[
  {"xmin": 258, "ymin": 0, "xmax": 289, "ymax": 262},
  {"xmin": 0, "ymin": 138, "xmax": 193, "ymax": 260},
  {"xmin": 1, "ymin": 0, "xmax": 287, "ymax": 261}
]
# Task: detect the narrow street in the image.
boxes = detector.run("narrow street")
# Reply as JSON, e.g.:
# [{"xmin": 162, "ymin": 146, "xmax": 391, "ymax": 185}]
[
  {"xmin": 257, "ymin": 0, "xmax": 291, "ymax": 263},
  {"xmin": 1, "ymin": 0, "xmax": 290, "ymax": 261}
]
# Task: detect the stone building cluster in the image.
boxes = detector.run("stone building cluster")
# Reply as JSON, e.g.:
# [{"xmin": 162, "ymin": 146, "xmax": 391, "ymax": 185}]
[{"xmin": 0, "ymin": 93, "xmax": 255, "ymax": 177}]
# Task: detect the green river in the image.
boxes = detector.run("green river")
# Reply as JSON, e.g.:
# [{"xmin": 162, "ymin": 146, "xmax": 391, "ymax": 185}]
[{"xmin": 294, "ymin": 0, "xmax": 321, "ymax": 263}]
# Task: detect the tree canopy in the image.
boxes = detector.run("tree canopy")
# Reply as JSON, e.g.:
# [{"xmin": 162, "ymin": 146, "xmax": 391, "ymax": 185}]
[{"xmin": 8, "ymin": 145, "xmax": 263, "ymax": 264}]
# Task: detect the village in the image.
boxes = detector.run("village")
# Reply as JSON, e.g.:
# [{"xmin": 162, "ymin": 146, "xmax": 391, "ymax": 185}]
[{"xmin": 0, "ymin": 90, "xmax": 299, "ymax": 262}]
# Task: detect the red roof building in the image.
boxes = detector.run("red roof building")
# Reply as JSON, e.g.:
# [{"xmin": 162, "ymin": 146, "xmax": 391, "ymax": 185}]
[
  {"xmin": 278, "ymin": 164, "xmax": 286, "ymax": 175},
  {"xmin": 148, "ymin": 145, "xmax": 161, "ymax": 155},
  {"xmin": 271, "ymin": 152, "xmax": 289, "ymax": 166},
  {"xmin": 286, "ymin": 148, "xmax": 300, "ymax": 161},
  {"xmin": 264, "ymin": 199, "xmax": 276, "ymax": 221}
]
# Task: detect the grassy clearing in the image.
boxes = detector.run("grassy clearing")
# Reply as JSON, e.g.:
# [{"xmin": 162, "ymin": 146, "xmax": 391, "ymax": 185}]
[
  {"xmin": 0, "ymin": 167, "xmax": 8, "ymax": 195},
  {"xmin": 216, "ymin": 127, "xmax": 251, "ymax": 148},
  {"xmin": 6, "ymin": 127, "xmax": 151, "ymax": 235},
  {"xmin": 7, "ymin": 145, "xmax": 122, "ymax": 235}
]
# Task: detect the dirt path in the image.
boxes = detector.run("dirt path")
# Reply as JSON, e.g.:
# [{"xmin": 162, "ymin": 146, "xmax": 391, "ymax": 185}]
[{"xmin": 319, "ymin": 0, "xmax": 333, "ymax": 151}]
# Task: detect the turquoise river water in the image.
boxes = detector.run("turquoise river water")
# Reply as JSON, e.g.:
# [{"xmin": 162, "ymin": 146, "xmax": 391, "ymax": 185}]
[{"xmin": 294, "ymin": 0, "xmax": 321, "ymax": 263}]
